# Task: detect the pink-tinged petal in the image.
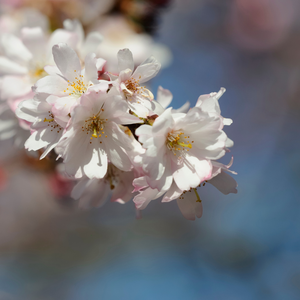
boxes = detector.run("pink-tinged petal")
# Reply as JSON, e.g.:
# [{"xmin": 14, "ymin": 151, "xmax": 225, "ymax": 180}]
[
  {"xmin": 83, "ymin": 147, "xmax": 108, "ymax": 179},
  {"xmin": 0, "ymin": 33, "xmax": 32, "ymax": 63},
  {"xmin": 196, "ymin": 88, "xmax": 225, "ymax": 116},
  {"xmin": 132, "ymin": 56, "xmax": 161, "ymax": 83},
  {"xmin": 185, "ymin": 155, "xmax": 212, "ymax": 183},
  {"xmin": 81, "ymin": 32, "xmax": 103, "ymax": 58},
  {"xmin": 156, "ymin": 86, "xmax": 173, "ymax": 108},
  {"xmin": 21, "ymin": 27, "xmax": 46, "ymax": 62},
  {"xmin": 133, "ymin": 177, "xmax": 149, "ymax": 192},
  {"xmin": 0, "ymin": 57, "xmax": 27, "ymax": 75},
  {"xmin": 208, "ymin": 171, "xmax": 238, "ymax": 195},
  {"xmin": 176, "ymin": 190, "xmax": 203, "ymax": 220},
  {"xmin": 96, "ymin": 58, "xmax": 106, "ymax": 71},
  {"xmin": 172, "ymin": 155, "xmax": 211, "ymax": 191},
  {"xmin": 35, "ymin": 75, "xmax": 68, "ymax": 96},
  {"xmin": 133, "ymin": 187, "xmax": 161, "ymax": 210},
  {"xmin": 162, "ymin": 181, "xmax": 182, "ymax": 202},
  {"xmin": 52, "ymin": 95, "xmax": 78, "ymax": 117},
  {"xmin": 118, "ymin": 48, "xmax": 134, "ymax": 73},
  {"xmin": 52, "ymin": 43, "xmax": 81, "ymax": 82},
  {"xmin": 84, "ymin": 53, "xmax": 98, "ymax": 83}
]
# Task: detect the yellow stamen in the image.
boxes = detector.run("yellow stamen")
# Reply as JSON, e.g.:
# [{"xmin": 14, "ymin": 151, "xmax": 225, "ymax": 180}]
[
  {"xmin": 178, "ymin": 142, "xmax": 192, "ymax": 149},
  {"xmin": 44, "ymin": 118, "xmax": 54, "ymax": 122},
  {"xmin": 92, "ymin": 127, "xmax": 98, "ymax": 138},
  {"xmin": 194, "ymin": 189, "xmax": 201, "ymax": 203}
]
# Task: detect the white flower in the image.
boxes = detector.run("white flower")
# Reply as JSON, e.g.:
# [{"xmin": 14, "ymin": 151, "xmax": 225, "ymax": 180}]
[
  {"xmin": 133, "ymin": 158, "xmax": 237, "ymax": 221},
  {"xmin": 16, "ymin": 94, "xmax": 66, "ymax": 159},
  {"xmin": 0, "ymin": 20, "xmax": 103, "ymax": 101},
  {"xmin": 34, "ymin": 43, "xmax": 107, "ymax": 120},
  {"xmin": 55, "ymin": 90, "xmax": 142, "ymax": 179},
  {"xmin": 132, "ymin": 89, "xmax": 237, "ymax": 220},
  {"xmin": 136, "ymin": 105, "xmax": 227, "ymax": 192},
  {"xmin": 111, "ymin": 48, "xmax": 161, "ymax": 117}
]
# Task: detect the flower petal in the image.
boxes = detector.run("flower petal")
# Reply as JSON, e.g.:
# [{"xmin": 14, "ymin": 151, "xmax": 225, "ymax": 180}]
[
  {"xmin": 52, "ymin": 43, "xmax": 81, "ymax": 82},
  {"xmin": 132, "ymin": 56, "xmax": 161, "ymax": 83},
  {"xmin": 118, "ymin": 48, "xmax": 134, "ymax": 73}
]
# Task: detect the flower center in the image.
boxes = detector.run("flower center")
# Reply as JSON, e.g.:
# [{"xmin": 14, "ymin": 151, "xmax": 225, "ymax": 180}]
[
  {"xmin": 167, "ymin": 130, "xmax": 193, "ymax": 157},
  {"xmin": 82, "ymin": 108, "xmax": 108, "ymax": 144},
  {"xmin": 43, "ymin": 111, "xmax": 63, "ymax": 133},
  {"xmin": 65, "ymin": 72, "xmax": 90, "ymax": 97},
  {"xmin": 29, "ymin": 66, "xmax": 47, "ymax": 82},
  {"xmin": 124, "ymin": 77, "xmax": 154, "ymax": 101}
]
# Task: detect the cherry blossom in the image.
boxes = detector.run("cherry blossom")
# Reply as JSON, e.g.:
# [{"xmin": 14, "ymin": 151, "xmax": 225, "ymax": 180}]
[
  {"xmin": 111, "ymin": 48, "xmax": 161, "ymax": 117},
  {"xmin": 34, "ymin": 43, "xmax": 107, "ymax": 121},
  {"xmin": 16, "ymin": 94, "xmax": 66, "ymax": 159},
  {"xmin": 0, "ymin": 8, "xmax": 238, "ymax": 220},
  {"xmin": 55, "ymin": 89, "xmax": 141, "ymax": 179}
]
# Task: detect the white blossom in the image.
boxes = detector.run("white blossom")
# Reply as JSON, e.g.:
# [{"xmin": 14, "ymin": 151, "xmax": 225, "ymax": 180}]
[{"xmin": 55, "ymin": 89, "xmax": 141, "ymax": 179}]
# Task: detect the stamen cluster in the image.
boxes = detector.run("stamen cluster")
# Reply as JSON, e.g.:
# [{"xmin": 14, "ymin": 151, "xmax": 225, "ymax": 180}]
[{"xmin": 66, "ymin": 74, "xmax": 88, "ymax": 96}]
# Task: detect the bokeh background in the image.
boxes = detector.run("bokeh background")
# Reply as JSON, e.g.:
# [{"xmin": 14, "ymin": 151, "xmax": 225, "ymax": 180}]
[{"xmin": 0, "ymin": 0, "xmax": 300, "ymax": 299}]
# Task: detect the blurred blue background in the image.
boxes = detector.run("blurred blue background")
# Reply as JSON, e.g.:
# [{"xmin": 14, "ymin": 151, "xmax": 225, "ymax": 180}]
[{"xmin": 1, "ymin": 0, "xmax": 300, "ymax": 299}]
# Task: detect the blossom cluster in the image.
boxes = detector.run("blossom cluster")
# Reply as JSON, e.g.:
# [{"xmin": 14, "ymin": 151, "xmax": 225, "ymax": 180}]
[{"xmin": 0, "ymin": 20, "xmax": 237, "ymax": 220}]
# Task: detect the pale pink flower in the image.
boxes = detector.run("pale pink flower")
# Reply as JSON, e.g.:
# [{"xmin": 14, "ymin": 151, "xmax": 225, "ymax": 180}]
[
  {"xmin": 110, "ymin": 48, "xmax": 161, "ymax": 117},
  {"xmin": 136, "ymin": 105, "xmax": 227, "ymax": 192},
  {"xmin": 16, "ymin": 94, "xmax": 66, "ymax": 159},
  {"xmin": 35, "ymin": 43, "xmax": 106, "ymax": 120},
  {"xmin": 55, "ymin": 90, "xmax": 141, "ymax": 179},
  {"xmin": 133, "ymin": 158, "xmax": 237, "ymax": 221}
]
